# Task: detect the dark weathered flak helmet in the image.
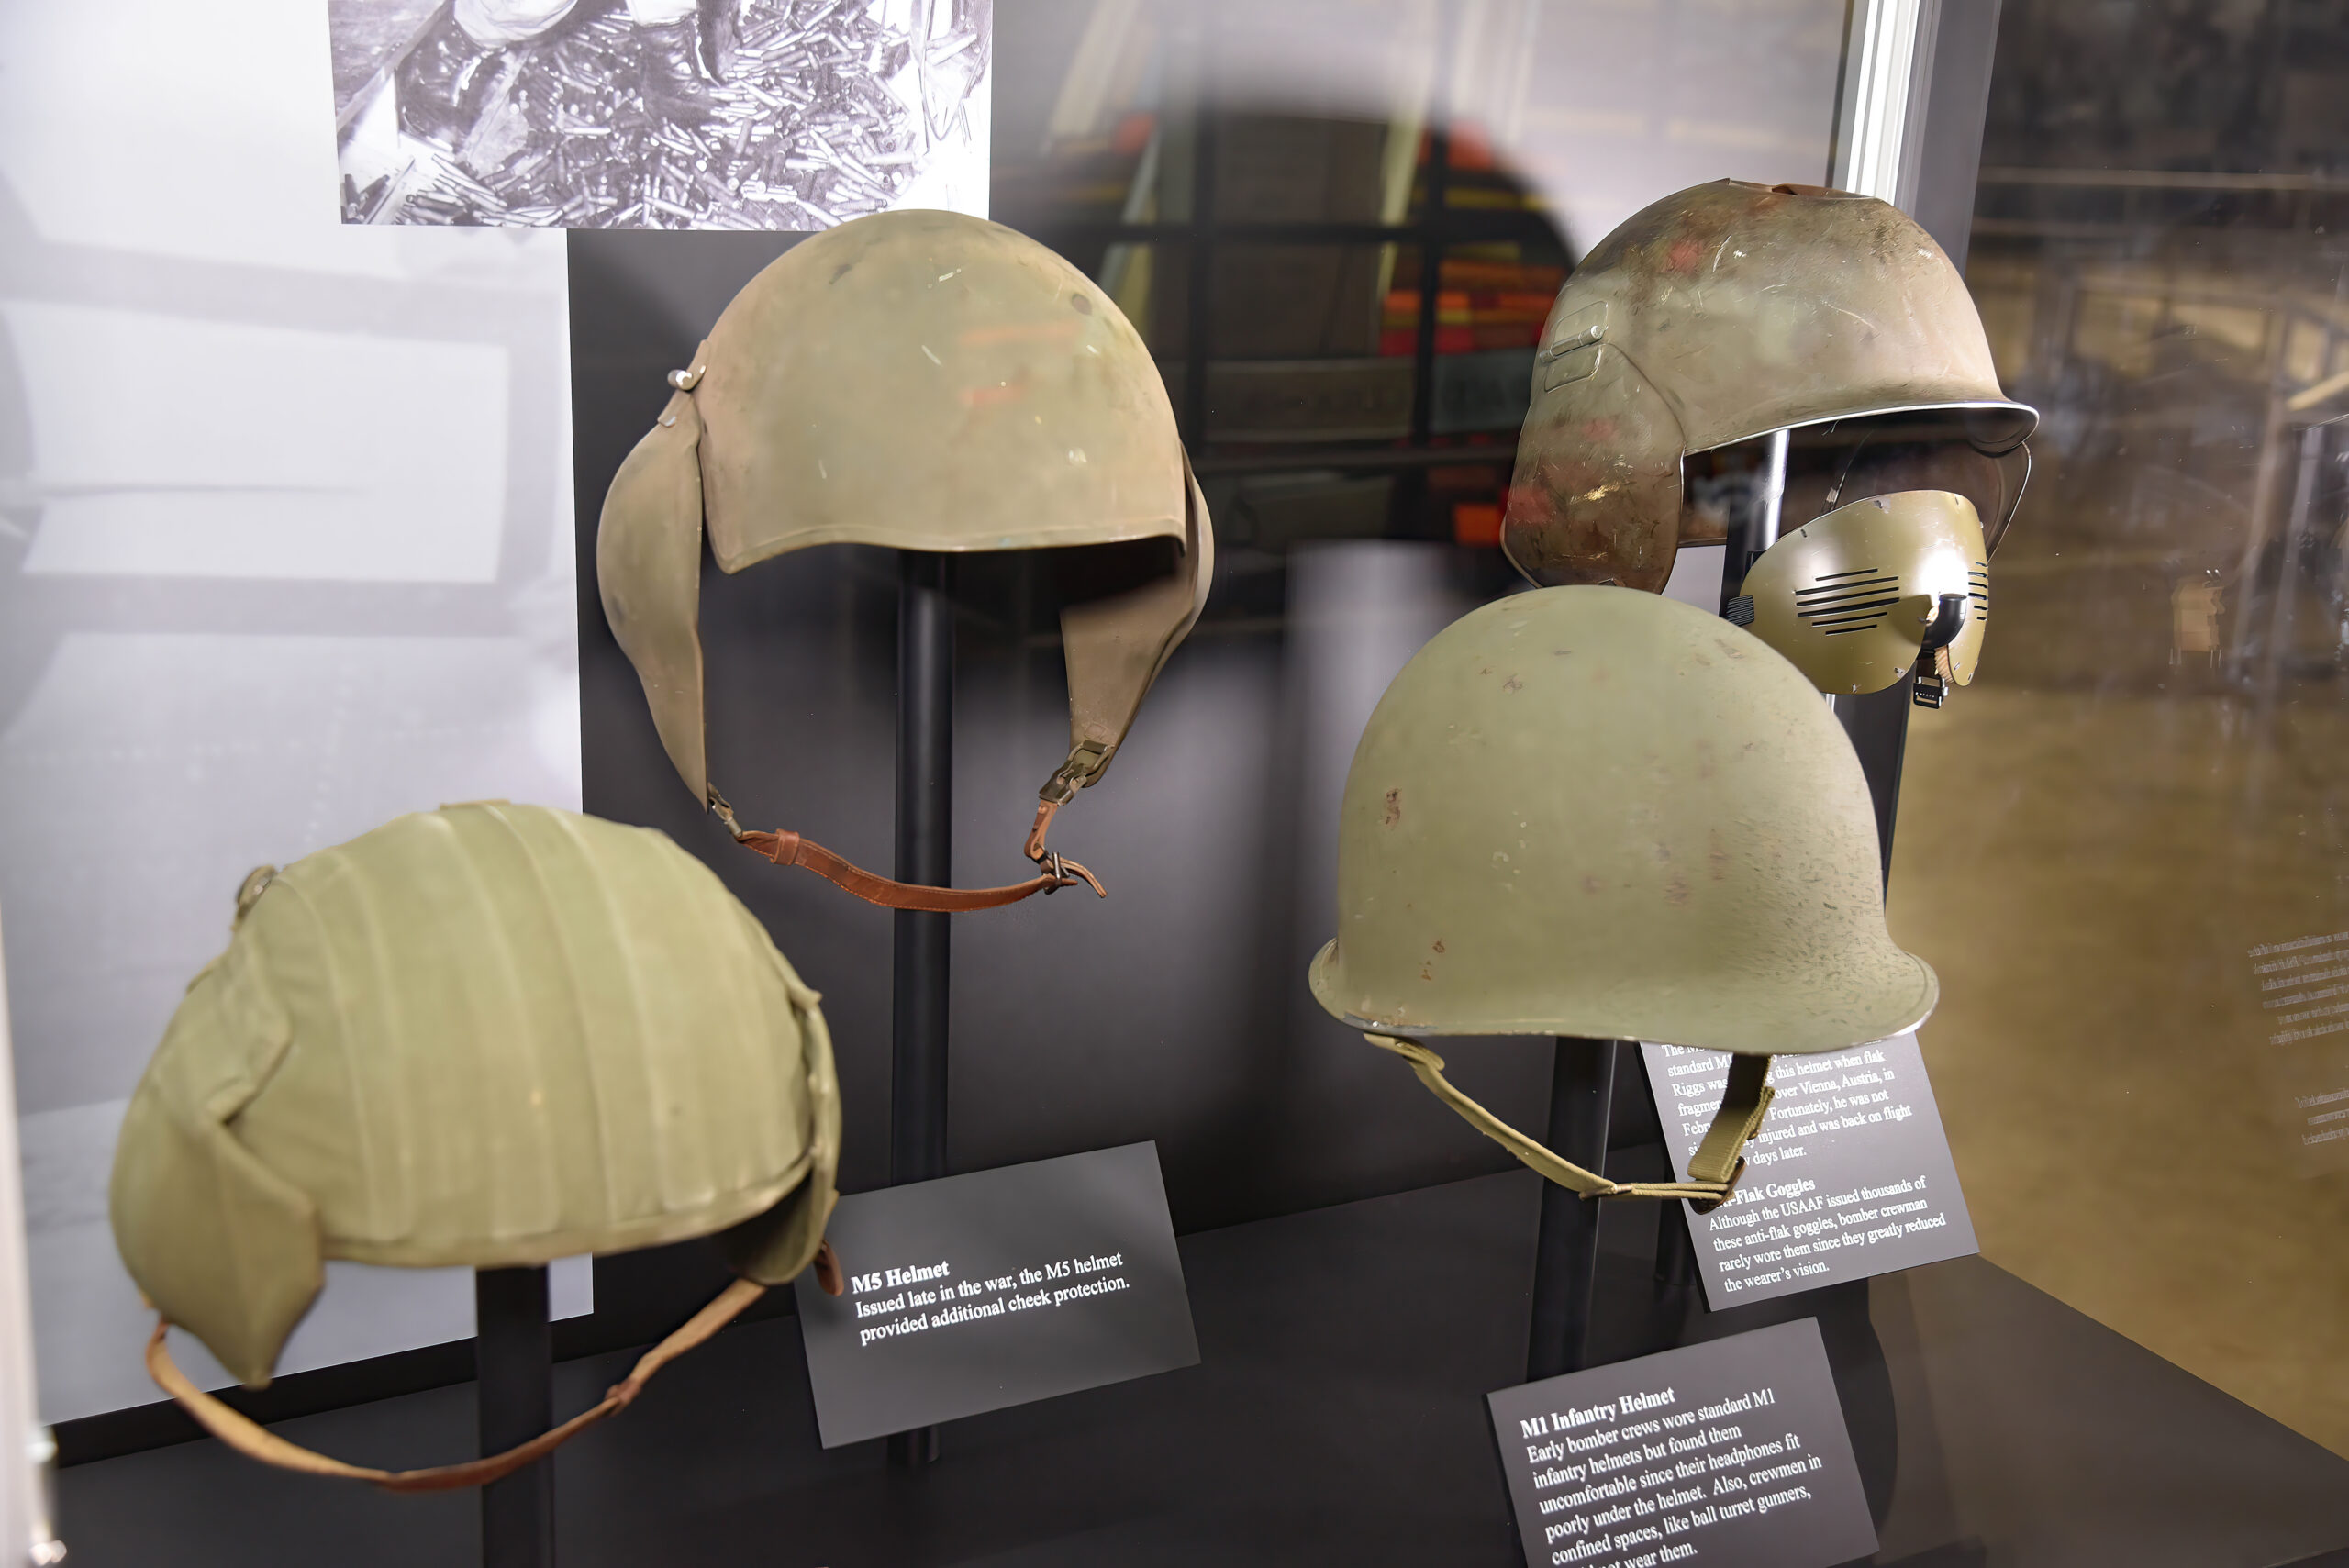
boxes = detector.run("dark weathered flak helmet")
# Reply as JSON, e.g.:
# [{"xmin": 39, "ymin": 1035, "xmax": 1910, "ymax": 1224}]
[
  {"xmin": 1308, "ymin": 588, "xmax": 1938, "ymax": 1209},
  {"xmin": 598, "ymin": 208, "xmax": 1213, "ymax": 912},
  {"xmin": 1501, "ymin": 180, "xmax": 2036, "ymax": 594},
  {"xmin": 109, "ymin": 803, "xmax": 841, "ymax": 1491}
]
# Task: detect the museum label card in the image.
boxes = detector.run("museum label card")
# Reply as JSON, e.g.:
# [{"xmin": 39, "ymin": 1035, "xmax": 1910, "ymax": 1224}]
[
  {"xmin": 794, "ymin": 1142, "xmax": 1198, "ymax": 1448},
  {"xmin": 1642, "ymin": 1033, "xmax": 1977, "ymax": 1309},
  {"xmin": 1487, "ymin": 1318, "xmax": 1876, "ymax": 1568}
]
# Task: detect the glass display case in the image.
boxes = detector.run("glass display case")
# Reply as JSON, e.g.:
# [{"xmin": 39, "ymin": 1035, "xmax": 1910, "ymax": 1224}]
[{"xmin": 0, "ymin": 2, "xmax": 2343, "ymax": 1565}]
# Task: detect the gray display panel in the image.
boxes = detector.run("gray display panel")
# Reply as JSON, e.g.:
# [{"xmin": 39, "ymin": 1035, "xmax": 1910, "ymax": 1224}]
[
  {"xmin": 1487, "ymin": 1318, "xmax": 1876, "ymax": 1568},
  {"xmin": 795, "ymin": 1142, "xmax": 1198, "ymax": 1448},
  {"xmin": 1642, "ymin": 1034, "xmax": 1977, "ymax": 1309}
]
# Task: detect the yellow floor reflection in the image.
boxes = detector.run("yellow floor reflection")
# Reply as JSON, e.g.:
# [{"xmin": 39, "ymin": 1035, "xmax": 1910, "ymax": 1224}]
[{"xmin": 1891, "ymin": 675, "xmax": 2349, "ymax": 1457}]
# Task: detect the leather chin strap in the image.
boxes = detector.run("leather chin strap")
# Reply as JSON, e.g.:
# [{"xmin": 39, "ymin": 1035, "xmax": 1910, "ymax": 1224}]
[
  {"xmin": 148, "ymin": 1243, "xmax": 845, "ymax": 1493},
  {"xmin": 713, "ymin": 791, "xmax": 1106, "ymax": 911},
  {"xmin": 695, "ymin": 452, "xmax": 1210, "ymax": 917},
  {"xmin": 1363, "ymin": 1036, "xmax": 1774, "ymax": 1212},
  {"xmin": 604, "ymin": 361, "xmax": 1212, "ymax": 917}
]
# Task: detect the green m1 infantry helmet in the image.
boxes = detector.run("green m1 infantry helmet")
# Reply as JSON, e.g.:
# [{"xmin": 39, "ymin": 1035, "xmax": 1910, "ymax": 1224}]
[
  {"xmin": 110, "ymin": 802, "xmax": 841, "ymax": 1490},
  {"xmin": 599, "ymin": 208, "xmax": 1214, "ymax": 912},
  {"xmin": 1308, "ymin": 587, "xmax": 1937, "ymax": 1206},
  {"xmin": 1501, "ymin": 179, "xmax": 2035, "ymax": 595}
]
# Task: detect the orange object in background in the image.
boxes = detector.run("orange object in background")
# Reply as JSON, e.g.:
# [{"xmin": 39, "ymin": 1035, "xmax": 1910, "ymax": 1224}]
[
  {"xmin": 1112, "ymin": 112, "xmax": 1155, "ymax": 156},
  {"xmin": 1432, "ymin": 121, "xmax": 1497, "ymax": 170},
  {"xmin": 1440, "ymin": 259, "xmax": 1564, "ymax": 294},
  {"xmin": 1380, "ymin": 283, "xmax": 1552, "ymax": 354},
  {"xmin": 1453, "ymin": 502, "xmax": 1503, "ymax": 546}
]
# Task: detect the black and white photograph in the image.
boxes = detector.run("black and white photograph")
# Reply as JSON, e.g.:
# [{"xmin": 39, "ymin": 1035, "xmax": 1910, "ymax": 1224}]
[{"xmin": 328, "ymin": 0, "xmax": 990, "ymax": 227}]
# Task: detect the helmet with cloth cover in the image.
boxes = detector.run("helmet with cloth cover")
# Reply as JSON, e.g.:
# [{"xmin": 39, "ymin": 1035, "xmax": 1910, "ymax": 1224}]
[
  {"xmin": 598, "ymin": 208, "xmax": 1213, "ymax": 912},
  {"xmin": 1308, "ymin": 587, "xmax": 1937, "ymax": 1207},
  {"xmin": 109, "ymin": 802, "xmax": 841, "ymax": 1490},
  {"xmin": 1500, "ymin": 179, "xmax": 2035, "ymax": 602}
]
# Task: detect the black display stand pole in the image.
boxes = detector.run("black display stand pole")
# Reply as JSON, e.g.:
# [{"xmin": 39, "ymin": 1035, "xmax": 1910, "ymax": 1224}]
[
  {"xmin": 475, "ymin": 1264, "xmax": 555, "ymax": 1568},
  {"xmin": 1525, "ymin": 1039, "xmax": 1617, "ymax": 1381},
  {"xmin": 887, "ymin": 550, "xmax": 953, "ymax": 1471}
]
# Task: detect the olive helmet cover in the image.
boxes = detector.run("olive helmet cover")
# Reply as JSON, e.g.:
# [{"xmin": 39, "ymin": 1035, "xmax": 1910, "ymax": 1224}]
[
  {"xmin": 1501, "ymin": 180, "xmax": 2034, "ymax": 592},
  {"xmin": 598, "ymin": 208, "xmax": 1213, "ymax": 908},
  {"xmin": 1308, "ymin": 587, "xmax": 1936, "ymax": 1204},
  {"xmin": 111, "ymin": 803, "xmax": 840, "ymax": 1403}
]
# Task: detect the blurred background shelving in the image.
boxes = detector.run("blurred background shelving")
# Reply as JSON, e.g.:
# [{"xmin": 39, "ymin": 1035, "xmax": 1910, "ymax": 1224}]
[{"xmin": 991, "ymin": 13, "xmax": 1574, "ymax": 569}]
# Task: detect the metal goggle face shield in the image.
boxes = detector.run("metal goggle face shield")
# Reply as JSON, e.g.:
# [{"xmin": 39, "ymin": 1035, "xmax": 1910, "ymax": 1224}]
[
  {"xmin": 1691, "ymin": 409, "xmax": 2029, "ymax": 707},
  {"xmin": 1729, "ymin": 490, "xmax": 1988, "ymax": 701}
]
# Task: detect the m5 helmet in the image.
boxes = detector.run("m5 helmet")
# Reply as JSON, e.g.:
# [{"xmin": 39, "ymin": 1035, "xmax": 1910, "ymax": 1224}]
[
  {"xmin": 1308, "ymin": 587, "xmax": 1936, "ymax": 1206},
  {"xmin": 112, "ymin": 803, "xmax": 841, "ymax": 1489},
  {"xmin": 599, "ymin": 209, "xmax": 1213, "ymax": 912}
]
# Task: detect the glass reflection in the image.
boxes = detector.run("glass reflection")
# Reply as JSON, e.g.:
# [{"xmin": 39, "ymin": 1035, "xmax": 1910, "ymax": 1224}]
[{"xmin": 1894, "ymin": 0, "xmax": 2349, "ymax": 1462}]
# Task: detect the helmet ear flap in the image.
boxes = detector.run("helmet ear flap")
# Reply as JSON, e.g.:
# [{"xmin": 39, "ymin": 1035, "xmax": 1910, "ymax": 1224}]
[
  {"xmin": 1053, "ymin": 452, "xmax": 1216, "ymax": 788},
  {"xmin": 1503, "ymin": 345, "xmax": 1686, "ymax": 590},
  {"xmin": 718, "ymin": 960, "xmax": 841, "ymax": 1286},
  {"xmin": 597, "ymin": 384, "xmax": 711, "ymax": 805},
  {"xmin": 109, "ymin": 958, "xmax": 322, "ymax": 1391}
]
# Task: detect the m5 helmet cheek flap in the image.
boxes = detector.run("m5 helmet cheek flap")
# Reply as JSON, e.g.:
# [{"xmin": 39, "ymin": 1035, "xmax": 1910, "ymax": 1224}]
[
  {"xmin": 1053, "ymin": 460, "xmax": 1216, "ymax": 797},
  {"xmin": 598, "ymin": 383, "xmax": 710, "ymax": 803}
]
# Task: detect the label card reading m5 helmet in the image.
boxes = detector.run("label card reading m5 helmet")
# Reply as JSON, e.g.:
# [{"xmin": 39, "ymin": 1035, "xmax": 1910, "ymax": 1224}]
[
  {"xmin": 1641, "ymin": 1033, "xmax": 1977, "ymax": 1310},
  {"xmin": 794, "ymin": 1142, "xmax": 1197, "ymax": 1448},
  {"xmin": 1486, "ymin": 1318, "xmax": 1876, "ymax": 1568}
]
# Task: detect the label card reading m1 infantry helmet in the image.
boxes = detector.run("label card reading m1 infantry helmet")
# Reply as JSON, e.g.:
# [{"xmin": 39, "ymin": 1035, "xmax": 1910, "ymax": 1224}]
[
  {"xmin": 1641, "ymin": 1033, "xmax": 1977, "ymax": 1309},
  {"xmin": 793, "ymin": 1142, "xmax": 1198, "ymax": 1448},
  {"xmin": 1487, "ymin": 1318, "xmax": 1876, "ymax": 1568}
]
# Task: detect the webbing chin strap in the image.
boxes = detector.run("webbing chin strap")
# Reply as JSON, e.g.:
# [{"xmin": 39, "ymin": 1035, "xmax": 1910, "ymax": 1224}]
[
  {"xmin": 1363, "ymin": 1036, "xmax": 1775, "ymax": 1212},
  {"xmin": 147, "ymin": 1243, "xmax": 843, "ymax": 1493}
]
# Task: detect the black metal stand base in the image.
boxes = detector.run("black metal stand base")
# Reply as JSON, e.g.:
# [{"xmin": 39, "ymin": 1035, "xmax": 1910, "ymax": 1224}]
[
  {"xmin": 475, "ymin": 1264, "xmax": 554, "ymax": 1568},
  {"xmin": 1526, "ymin": 1039, "xmax": 1616, "ymax": 1382}
]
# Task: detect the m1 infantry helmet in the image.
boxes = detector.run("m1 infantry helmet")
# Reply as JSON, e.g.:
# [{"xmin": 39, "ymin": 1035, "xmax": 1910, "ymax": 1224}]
[
  {"xmin": 1308, "ymin": 587, "xmax": 1937, "ymax": 1207},
  {"xmin": 598, "ymin": 208, "xmax": 1213, "ymax": 912},
  {"xmin": 111, "ymin": 802, "xmax": 841, "ymax": 1490}
]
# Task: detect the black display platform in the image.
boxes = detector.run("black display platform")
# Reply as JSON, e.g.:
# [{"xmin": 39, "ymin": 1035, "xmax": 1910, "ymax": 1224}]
[{"xmin": 58, "ymin": 1172, "xmax": 2349, "ymax": 1567}]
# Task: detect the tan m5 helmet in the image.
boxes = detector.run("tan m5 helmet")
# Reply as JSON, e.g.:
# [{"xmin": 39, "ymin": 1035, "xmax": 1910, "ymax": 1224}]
[
  {"xmin": 1501, "ymin": 180, "xmax": 2035, "ymax": 595},
  {"xmin": 599, "ymin": 208, "xmax": 1213, "ymax": 912},
  {"xmin": 110, "ymin": 802, "xmax": 842, "ymax": 1491},
  {"xmin": 1308, "ymin": 587, "xmax": 1937, "ymax": 1207}
]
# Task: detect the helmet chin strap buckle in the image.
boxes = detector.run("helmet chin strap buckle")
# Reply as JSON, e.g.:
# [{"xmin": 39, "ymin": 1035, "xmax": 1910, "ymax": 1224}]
[
  {"xmin": 1911, "ymin": 594, "xmax": 1968, "ymax": 709},
  {"xmin": 1022, "ymin": 742, "xmax": 1114, "ymax": 896},
  {"xmin": 1031, "ymin": 848, "xmax": 1107, "ymax": 898},
  {"xmin": 1035, "ymin": 740, "xmax": 1112, "ymax": 808},
  {"xmin": 1022, "ymin": 792, "xmax": 1108, "ymax": 897},
  {"xmin": 707, "ymin": 789, "xmax": 749, "ymax": 840}
]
